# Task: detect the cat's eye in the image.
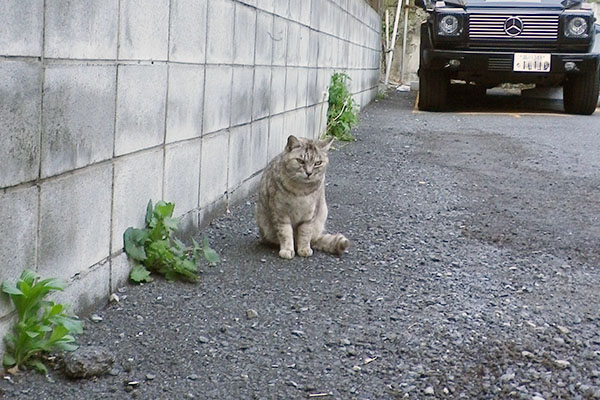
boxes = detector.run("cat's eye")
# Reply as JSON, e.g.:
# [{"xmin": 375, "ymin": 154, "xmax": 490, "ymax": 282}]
[
  {"xmin": 296, "ymin": 158, "xmax": 305, "ymax": 164},
  {"xmin": 315, "ymin": 161, "xmax": 323, "ymax": 166}
]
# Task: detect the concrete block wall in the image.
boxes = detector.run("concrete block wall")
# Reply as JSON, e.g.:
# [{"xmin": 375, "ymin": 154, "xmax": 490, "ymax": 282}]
[{"xmin": 0, "ymin": 0, "xmax": 380, "ymax": 350}]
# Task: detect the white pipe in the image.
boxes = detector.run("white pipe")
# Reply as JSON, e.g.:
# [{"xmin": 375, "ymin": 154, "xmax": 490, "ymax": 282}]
[
  {"xmin": 384, "ymin": 0, "xmax": 403, "ymax": 86},
  {"xmin": 400, "ymin": 0, "xmax": 410, "ymax": 84}
]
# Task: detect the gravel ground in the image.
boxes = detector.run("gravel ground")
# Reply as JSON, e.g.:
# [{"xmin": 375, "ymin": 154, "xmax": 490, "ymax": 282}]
[{"xmin": 1, "ymin": 91, "xmax": 599, "ymax": 400}]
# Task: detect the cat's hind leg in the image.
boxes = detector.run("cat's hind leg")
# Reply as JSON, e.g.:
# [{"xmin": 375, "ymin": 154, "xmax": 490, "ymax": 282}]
[{"xmin": 312, "ymin": 233, "xmax": 349, "ymax": 255}]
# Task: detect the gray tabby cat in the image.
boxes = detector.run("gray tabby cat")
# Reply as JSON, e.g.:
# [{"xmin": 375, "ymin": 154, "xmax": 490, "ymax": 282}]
[{"xmin": 255, "ymin": 135, "xmax": 349, "ymax": 259}]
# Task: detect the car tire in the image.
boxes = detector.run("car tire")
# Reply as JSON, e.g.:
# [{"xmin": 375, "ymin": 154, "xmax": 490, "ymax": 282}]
[
  {"xmin": 418, "ymin": 68, "xmax": 449, "ymax": 111},
  {"xmin": 563, "ymin": 65, "xmax": 599, "ymax": 115}
]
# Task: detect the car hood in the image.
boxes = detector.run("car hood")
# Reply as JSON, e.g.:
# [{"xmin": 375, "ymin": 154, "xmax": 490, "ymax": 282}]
[{"xmin": 443, "ymin": 0, "xmax": 583, "ymax": 9}]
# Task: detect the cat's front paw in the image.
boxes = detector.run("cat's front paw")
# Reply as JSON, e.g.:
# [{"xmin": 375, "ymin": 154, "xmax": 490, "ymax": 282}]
[
  {"xmin": 279, "ymin": 249, "xmax": 295, "ymax": 259},
  {"xmin": 297, "ymin": 247, "xmax": 313, "ymax": 257}
]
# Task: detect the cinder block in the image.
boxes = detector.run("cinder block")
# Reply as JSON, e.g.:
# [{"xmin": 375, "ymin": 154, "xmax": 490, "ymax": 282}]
[
  {"xmin": 317, "ymin": 68, "xmax": 333, "ymax": 103},
  {"xmin": 284, "ymin": 67, "xmax": 298, "ymax": 111},
  {"xmin": 255, "ymin": 11, "xmax": 273, "ymax": 66},
  {"xmin": 273, "ymin": 0, "xmax": 289, "ymax": 17},
  {"xmin": 115, "ymin": 64, "xmax": 167, "ymax": 156},
  {"xmin": 272, "ymin": 17, "xmax": 288, "ymax": 66},
  {"xmin": 253, "ymin": 66, "xmax": 271, "ymax": 120},
  {"xmin": 112, "ymin": 148, "xmax": 163, "ymax": 253},
  {"xmin": 166, "ymin": 64, "xmax": 204, "ymax": 143},
  {"xmin": 285, "ymin": 109, "xmax": 306, "ymax": 139},
  {"xmin": 206, "ymin": 0, "xmax": 234, "ymax": 64},
  {"xmin": 251, "ymin": 119, "xmax": 269, "ymax": 173},
  {"xmin": 296, "ymin": 68, "xmax": 309, "ymax": 108},
  {"xmin": 270, "ymin": 67, "xmax": 286, "ymax": 115},
  {"xmin": 0, "ymin": 0, "xmax": 43, "ymax": 57},
  {"xmin": 110, "ymin": 252, "xmax": 131, "ymax": 292},
  {"xmin": 228, "ymin": 125, "xmax": 252, "ymax": 190},
  {"xmin": 299, "ymin": 0, "xmax": 312, "ymax": 25},
  {"xmin": 119, "ymin": 0, "xmax": 169, "ymax": 60},
  {"xmin": 164, "ymin": 139, "xmax": 201, "ymax": 217},
  {"xmin": 234, "ymin": 3, "xmax": 256, "ymax": 65},
  {"xmin": 298, "ymin": 26, "xmax": 310, "ymax": 67},
  {"xmin": 203, "ymin": 65, "xmax": 232, "ymax": 134},
  {"xmin": 308, "ymin": 30, "xmax": 319, "ymax": 68},
  {"xmin": 267, "ymin": 113, "xmax": 285, "ymax": 161},
  {"xmin": 305, "ymin": 105, "xmax": 319, "ymax": 139},
  {"xmin": 306, "ymin": 68, "xmax": 320, "ymax": 106},
  {"xmin": 286, "ymin": 22, "xmax": 300, "ymax": 66},
  {"xmin": 231, "ymin": 66, "xmax": 254, "ymax": 126},
  {"xmin": 0, "ymin": 60, "xmax": 41, "ymax": 188},
  {"xmin": 256, "ymin": 0, "xmax": 274, "ymax": 13},
  {"xmin": 289, "ymin": 0, "xmax": 302, "ymax": 21},
  {"xmin": 41, "ymin": 65, "xmax": 116, "ymax": 178},
  {"xmin": 228, "ymin": 173, "xmax": 261, "ymax": 207},
  {"xmin": 45, "ymin": 0, "xmax": 118, "ymax": 59},
  {"xmin": 310, "ymin": 0, "xmax": 321, "ymax": 31},
  {"xmin": 169, "ymin": 0, "xmax": 207, "ymax": 63},
  {"xmin": 39, "ymin": 164, "xmax": 112, "ymax": 280},
  {"xmin": 199, "ymin": 132, "xmax": 229, "ymax": 207},
  {"xmin": 53, "ymin": 261, "xmax": 110, "ymax": 315},
  {"xmin": 0, "ymin": 186, "xmax": 38, "ymax": 317}
]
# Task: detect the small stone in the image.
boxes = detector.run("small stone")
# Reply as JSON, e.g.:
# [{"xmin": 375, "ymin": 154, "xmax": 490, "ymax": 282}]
[
  {"xmin": 291, "ymin": 330, "xmax": 305, "ymax": 337},
  {"xmin": 109, "ymin": 293, "xmax": 120, "ymax": 303},
  {"xmin": 198, "ymin": 336, "xmax": 209, "ymax": 344},
  {"xmin": 90, "ymin": 314, "xmax": 103, "ymax": 323},
  {"xmin": 522, "ymin": 351, "xmax": 535, "ymax": 358},
  {"xmin": 246, "ymin": 309, "xmax": 258, "ymax": 320},
  {"xmin": 554, "ymin": 359, "xmax": 570, "ymax": 369},
  {"xmin": 145, "ymin": 374, "xmax": 155, "ymax": 381},
  {"xmin": 352, "ymin": 365, "xmax": 362, "ymax": 372},
  {"xmin": 187, "ymin": 374, "xmax": 198, "ymax": 381},
  {"xmin": 424, "ymin": 386, "xmax": 435, "ymax": 395},
  {"xmin": 500, "ymin": 372, "xmax": 515, "ymax": 382},
  {"xmin": 557, "ymin": 325, "xmax": 570, "ymax": 335},
  {"xmin": 62, "ymin": 346, "xmax": 115, "ymax": 379},
  {"xmin": 340, "ymin": 338, "xmax": 351, "ymax": 346},
  {"xmin": 532, "ymin": 396, "xmax": 545, "ymax": 400}
]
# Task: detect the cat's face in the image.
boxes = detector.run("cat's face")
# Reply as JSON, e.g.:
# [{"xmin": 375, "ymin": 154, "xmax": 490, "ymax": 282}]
[{"xmin": 282, "ymin": 135, "xmax": 333, "ymax": 184}]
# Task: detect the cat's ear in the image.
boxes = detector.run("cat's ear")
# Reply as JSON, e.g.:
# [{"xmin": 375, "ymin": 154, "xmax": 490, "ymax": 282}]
[
  {"xmin": 318, "ymin": 136, "xmax": 335, "ymax": 152},
  {"xmin": 285, "ymin": 135, "xmax": 301, "ymax": 152}
]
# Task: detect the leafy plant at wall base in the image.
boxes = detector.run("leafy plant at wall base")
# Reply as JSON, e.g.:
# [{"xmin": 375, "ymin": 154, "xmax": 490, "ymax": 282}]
[
  {"xmin": 326, "ymin": 72, "xmax": 359, "ymax": 141},
  {"xmin": 1, "ymin": 270, "xmax": 83, "ymax": 374},
  {"xmin": 124, "ymin": 200, "xmax": 220, "ymax": 283}
]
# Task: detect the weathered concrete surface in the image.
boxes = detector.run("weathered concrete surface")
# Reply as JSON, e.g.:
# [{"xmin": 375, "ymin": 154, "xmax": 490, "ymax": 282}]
[{"xmin": 0, "ymin": 0, "xmax": 381, "ymax": 358}]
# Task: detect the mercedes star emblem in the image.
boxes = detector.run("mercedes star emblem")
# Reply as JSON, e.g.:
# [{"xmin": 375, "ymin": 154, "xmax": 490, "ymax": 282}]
[{"xmin": 504, "ymin": 16, "xmax": 524, "ymax": 36}]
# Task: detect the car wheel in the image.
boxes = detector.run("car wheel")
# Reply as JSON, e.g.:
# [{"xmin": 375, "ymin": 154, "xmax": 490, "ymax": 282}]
[
  {"xmin": 563, "ymin": 65, "xmax": 599, "ymax": 115},
  {"xmin": 418, "ymin": 68, "xmax": 449, "ymax": 111}
]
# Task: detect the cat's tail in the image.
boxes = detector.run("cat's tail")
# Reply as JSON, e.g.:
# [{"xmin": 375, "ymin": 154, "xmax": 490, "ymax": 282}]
[{"xmin": 312, "ymin": 233, "xmax": 349, "ymax": 255}]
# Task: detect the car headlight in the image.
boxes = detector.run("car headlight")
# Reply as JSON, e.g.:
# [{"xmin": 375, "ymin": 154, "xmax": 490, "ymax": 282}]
[
  {"xmin": 564, "ymin": 16, "xmax": 589, "ymax": 38},
  {"xmin": 438, "ymin": 15, "xmax": 461, "ymax": 36}
]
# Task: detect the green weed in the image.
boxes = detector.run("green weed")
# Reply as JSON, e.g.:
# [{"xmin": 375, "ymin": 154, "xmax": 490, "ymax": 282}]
[
  {"xmin": 2, "ymin": 270, "xmax": 83, "ymax": 374},
  {"xmin": 124, "ymin": 200, "xmax": 220, "ymax": 283},
  {"xmin": 326, "ymin": 71, "xmax": 359, "ymax": 141}
]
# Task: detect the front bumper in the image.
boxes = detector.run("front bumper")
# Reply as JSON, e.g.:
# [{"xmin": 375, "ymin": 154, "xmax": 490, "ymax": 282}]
[{"xmin": 422, "ymin": 48, "xmax": 600, "ymax": 76}]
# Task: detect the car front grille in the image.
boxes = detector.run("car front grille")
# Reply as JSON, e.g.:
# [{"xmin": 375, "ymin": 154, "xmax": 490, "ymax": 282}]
[{"xmin": 469, "ymin": 14, "xmax": 559, "ymax": 42}]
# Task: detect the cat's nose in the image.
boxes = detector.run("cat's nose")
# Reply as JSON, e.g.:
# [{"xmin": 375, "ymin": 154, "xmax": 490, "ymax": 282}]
[{"xmin": 305, "ymin": 170, "xmax": 313, "ymax": 177}]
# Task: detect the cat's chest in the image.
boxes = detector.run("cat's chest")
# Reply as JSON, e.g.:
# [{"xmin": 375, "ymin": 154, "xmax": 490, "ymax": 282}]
[{"xmin": 279, "ymin": 192, "xmax": 318, "ymax": 223}]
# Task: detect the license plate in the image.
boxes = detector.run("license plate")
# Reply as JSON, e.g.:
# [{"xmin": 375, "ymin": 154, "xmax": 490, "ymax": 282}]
[{"xmin": 513, "ymin": 53, "xmax": 551, "ymax": 73}]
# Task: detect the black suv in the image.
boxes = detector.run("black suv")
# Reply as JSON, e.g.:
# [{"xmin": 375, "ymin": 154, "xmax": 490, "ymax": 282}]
[{"xmin": 416, "ymin": 0, "xmax": 600, "ymax": 114}]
